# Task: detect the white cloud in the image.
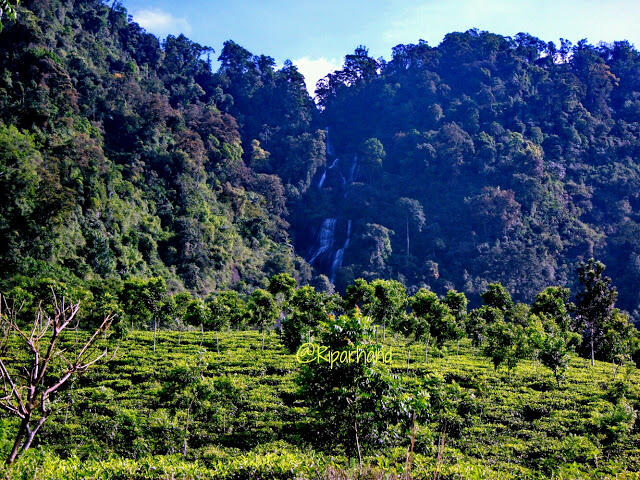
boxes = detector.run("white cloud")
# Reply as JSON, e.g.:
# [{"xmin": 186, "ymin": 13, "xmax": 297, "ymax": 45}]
[
  {"xmin": 292, "ymin": 56, "xmax": 343, "ymax": 96},
  {"xmin": 132, "ymin": 9, "xmax": 192, "ymax": 37}
]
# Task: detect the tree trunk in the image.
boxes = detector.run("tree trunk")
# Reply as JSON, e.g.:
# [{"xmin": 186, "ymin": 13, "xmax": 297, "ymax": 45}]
[
  {"xmin": 434, "ymin": 427, "xmax": 447, "ymax": 480},
  {"xmin": 216, "ymin": 331, "xmax": 219, "ymax": 354},
  {"xmin": 383, "ymin": 322, "xmax": 386, "ymax": 342},
  {"xmin": 590, "ymin": 327, "xmax": 595, "ymax": 367},
  {"xmin": 404, "ymin": 411, "xmax": 417, "ymax": 480},
  {"xmin": 354, "ymin": 419, "xmax": 362, "ymax": 469},
  {"xmin": 6, "ymin": 418, "xmax": 28, "ymax": 465},
  {"xmin": 456, "ymin": 339, "xmax": 460, "ymax": 359},
  {"xmin": 425, "ymin": 336, "xmax": 430, "ymax": 363},
  {"xmin": 407, "ymin": 346, "xmax": 410, "ymax": 373},
  {"xmin": 262, "ymin": 330, "xmax": 265, "ymax": 350},
  {"xmin": 182, "ymin": 404, "xmax": 191, "ymax": 456},
  {"xmin": 153, "ymin": 318, "xmax": 157, "ymax": 353},
  {"xmin": 20, "ymin": 418, "xmax": 45, "ymax": 457}
]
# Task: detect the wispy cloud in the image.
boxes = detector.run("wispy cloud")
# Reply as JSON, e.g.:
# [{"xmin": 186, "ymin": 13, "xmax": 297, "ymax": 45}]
[
  {"xmin": 132, "ymin": 9, "xmax": 192, "ymax": 37},
  {"xmin": 292, "ymin": 56, "xmax": 343, "ymax": 96}
]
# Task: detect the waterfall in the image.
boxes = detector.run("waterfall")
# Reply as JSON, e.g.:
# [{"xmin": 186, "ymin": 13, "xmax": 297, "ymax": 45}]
[
  {"xmin": 349, "ymin": 154, "xmax": 359, "ymax": 183},
  {"xmin": 344, "ymin": 219, "xmax": 352, "ymax": 247},
  {"xmin": 308, "ymin": 218, "xmax": 337, "ymax": 265},
  {"xmin": 317, "ymin": 169, "xmax": 327, "ymax": 188},
  {"xmin": 330, "ymin": 220, "xmax": 352, "ymax": 282},
  {"xmin": 325, "ymin": 126, "xmax": 334, "ymax": 156},
  {"xmin": 329, "ymin": 250, "xmax": 344, "ymax": 283},
  {"xmin": 309, "ymin": 127, "xmax": 354, "ymax": 282}
]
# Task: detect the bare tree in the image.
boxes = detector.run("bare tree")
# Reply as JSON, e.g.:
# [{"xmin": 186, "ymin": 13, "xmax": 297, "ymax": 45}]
[{"xmin": 0, "ymin": 292, "xmax": 115, "ymax": 465}]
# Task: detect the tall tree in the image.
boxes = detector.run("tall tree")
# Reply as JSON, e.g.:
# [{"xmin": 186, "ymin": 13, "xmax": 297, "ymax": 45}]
[
  {"xmin": 369, "ymin": 279, "xmax": 407, "ymax": 341},
  {"xmin": 601, "ymin": 309, "xmax": 639, "ymax": 375},
  {"xmin": 444, "ymin": 290, "xmax": 468, "ymax": 356},
  {"xmin": 395, "ymin": 198, "xmax": 425, "ymax": 256},
  {"xmin": 481, "ymin": 283, "xmax": 514, "ymax": 315},
  {"xmin": 410, "ymin": 288, "xmax": 457, "ymax": 362},
  {"xmin": 528, "ymin": 313, "xmax": 580, "ymax": 387},
  {"xmin": 483, "ymin": 317, "xmax": 528, "ymax": 374},
  {"xmin": 575, "ymin": 259, "xmax": 618, "ymax": 366},
  {"xmin": 531, "ymin": 286, "xmax": 574, "ymax": 332},
  {"xmin": 120, "ymin": 277, "xmax": 167, "ymax": 352},
  {"xmin": 280, "ymin": 285, "xmax": 330, "ymax": 352},
  {"xmin": 247, "ymin": 289, "xmax": 279, "ymax": 349}
]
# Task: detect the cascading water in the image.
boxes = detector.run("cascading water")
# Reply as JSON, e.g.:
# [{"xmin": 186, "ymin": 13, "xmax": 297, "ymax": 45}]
[
  {"xmin": 325, "ymin": 126, "xmax": 334, "ymax": 156},
  {"xmin": 349, "ymin": 154, "xmax": 359, "ymax": 183},
  {"xmin": 317, "ymin": 133, "xmax": 339, "ymax": 189},
  {"xmin": 330, "ymin": 219, "xmax": 352, "ymax": 282},
  {"xmin": 317, "ymin": 169, "xmax": 327, "ymax": 188},
  {"xmin": 307, "ymin": 218, "xmax": 337, "ymax": 265},
  {"xmin": 329, "ymin": 250, "xmax": 344, "ymax": 283},
  {"xmin": 308, "ymin": 127, "xmax": 360, "ymax": 283}
]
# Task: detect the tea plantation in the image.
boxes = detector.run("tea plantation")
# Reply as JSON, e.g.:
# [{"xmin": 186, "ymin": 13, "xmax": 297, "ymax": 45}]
[{"xmin": 1, "ymin": 328, "xmax": 638, "ymax": 479}]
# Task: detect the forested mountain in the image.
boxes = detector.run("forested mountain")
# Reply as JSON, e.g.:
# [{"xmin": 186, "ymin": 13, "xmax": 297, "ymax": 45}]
[
  {"xmin": 299, "ymin": 37, "xmax": 640, "ymax": 322},
  {"xmin": 0, "ymin": 0, "xmax": 320, "ymax": 295},
  {"xmin": 2, "ymin": 0, "xmax": 640, "ymax": 321}
]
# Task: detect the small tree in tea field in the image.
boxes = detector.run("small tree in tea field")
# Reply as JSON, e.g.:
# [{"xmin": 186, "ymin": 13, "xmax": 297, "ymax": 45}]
[{"xmin": 297, "ymin": 308, "xmax": 401, "ymax": 465}]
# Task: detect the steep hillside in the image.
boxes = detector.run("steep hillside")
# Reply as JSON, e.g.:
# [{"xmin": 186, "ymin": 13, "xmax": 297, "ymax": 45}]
[
  {"xmin": 0, "ymin": 0, "xmax": 313, "ymax": 294},
  {"xmin": 292, "ymin": 37, "xmax": 640, "ymax": 321}
]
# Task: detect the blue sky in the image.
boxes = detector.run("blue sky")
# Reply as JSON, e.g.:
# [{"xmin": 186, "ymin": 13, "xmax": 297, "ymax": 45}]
[{"xmin": 121, "ymin": 0, "xmax": 640, "ymax": 94}]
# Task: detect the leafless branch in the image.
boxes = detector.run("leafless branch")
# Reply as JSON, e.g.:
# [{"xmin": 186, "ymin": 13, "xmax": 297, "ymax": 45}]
[{"xmin": 0, "ymin": 292, "xmax": 115, "ymax": 465}]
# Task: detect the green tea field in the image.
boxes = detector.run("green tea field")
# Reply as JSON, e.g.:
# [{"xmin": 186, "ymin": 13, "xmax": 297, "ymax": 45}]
[{"xmin": 2, "ymin": 328, "xmax": 638, "ymax": 479}]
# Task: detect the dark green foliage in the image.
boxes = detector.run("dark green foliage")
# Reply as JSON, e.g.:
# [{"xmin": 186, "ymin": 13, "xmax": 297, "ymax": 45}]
[
  {"xmin": 575, "ymin": 259, "xmax": 618, "ymax": 364},
  {"xmin": 0, "ymin": 0, "xmax": 306, "ymax": 294},
  {"xmin": 296, "ymin": 308, "xmax": 401, "ymax": 459},
  {"xmin": 297, "ymin": 32, "xmax": 640, "ymax": 320},
  {"xmin": 531, "ymin": 286, "xmax": 574, "ymax": 331},
  {"xmin": 280, "ymin": 285, "xmax": 332, "ymax": 353},
  {"xmin": 600, "ymin": 309, "xmax": 640, "ymax": 365},
  {"xmin": 247, "ymin": 288, "xmax": 278, "ymax": 349},
  {"xmin": 482, "ymin": 283, "xmax": 514, "ymax": 314},
  {"xmin": 529, "ymin": 313, "xmax": 581, "ymax": 386},
  {"xmin": 369, "ymin": 279, "xmax": 407, "ymax": 337},
  {"xmin": 268, "ymin": 273, "xmax": 297, "ymax": 302},
  {"xmin": 444, "ymin": 289, "xmax": 468, "ymax": 343},
  {"xmin": 121, "ymin": 277, "xmax": 166, "ymax": 330},
  {"xmin": 207, "ymin": 290, "xmax": 246, "ymax": 330},
  {"xmin": 410, "ymin": 288, "xmax": 457, "ymax": 348},
  {"xmin": 483, "ymin": 317, "xmax": 528, "ymax": 372}
]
